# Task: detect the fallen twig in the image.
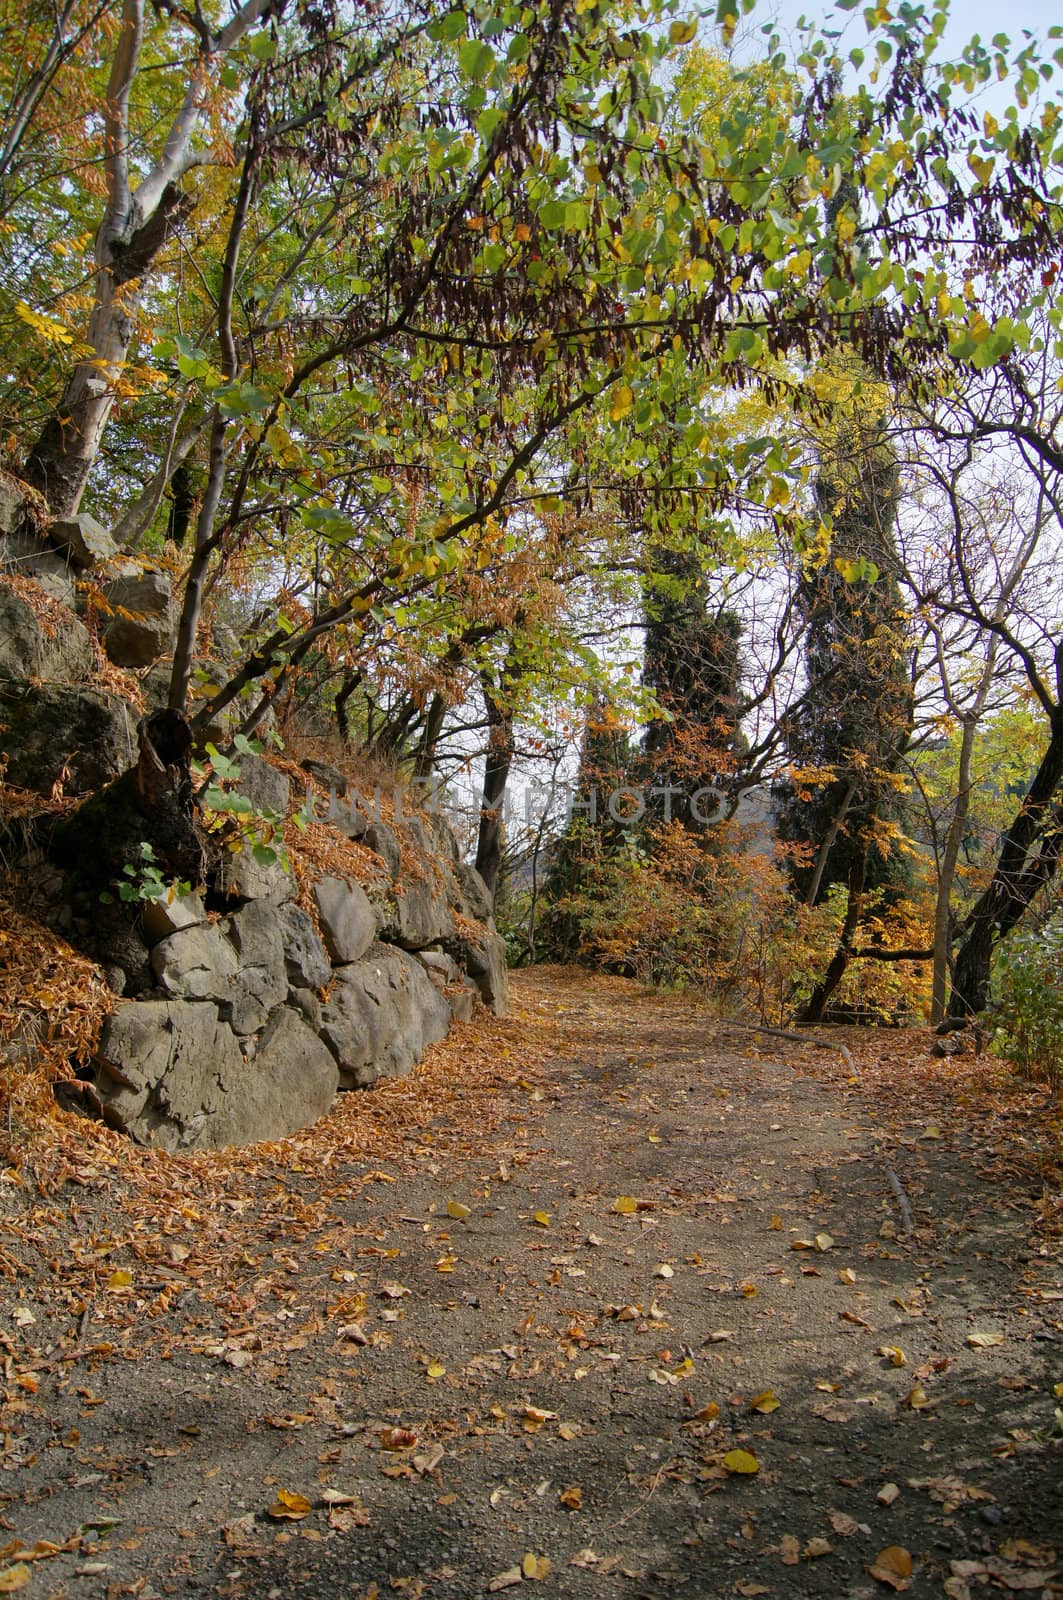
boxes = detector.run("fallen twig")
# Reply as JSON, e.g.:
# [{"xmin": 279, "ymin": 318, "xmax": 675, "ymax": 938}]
[
  {"xmin": 715, "ymin": 1018, "xmax": 856, "ymax": 1073},
  {"xmin": 886, "ymin": 1166, "xmax": 914, "ymax": 1234}
]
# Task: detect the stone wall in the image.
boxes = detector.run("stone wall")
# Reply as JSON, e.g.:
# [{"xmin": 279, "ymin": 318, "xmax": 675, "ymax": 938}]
[{"xmin": 0, "ymin": 475, "xmax": 508, "ymax": 1152}]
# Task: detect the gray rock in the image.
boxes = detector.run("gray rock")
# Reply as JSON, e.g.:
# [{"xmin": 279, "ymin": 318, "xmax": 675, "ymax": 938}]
[
  {"xmin": 48, "ymin": 511, "xmax": 118, "ymax": 569},
  {"xmin": 234, "ymin": 752, "xmax": 290, "ymax": 820},
  {"xmin": 93, "ymin": 999, "xmax": 338, "ymax": 1150},
  {"xmin": 328, "ymin": 795, "xmax": 369, "ymax": 839},
  {"xmin": 448, "ymin": 982, "xmax": 478, "ymax": 1024},
  {"xmin": 378, "ymin": 874, "xmax": 455, "ymax": 950},
  {"xmin": 302, "ymin": 759, "xmax": 347, "ymax": 797},
  {"xmin": 101, "ymin": 564, "xmax": 175, "ymax": 666},
  {"xmin": 320, "ymin": 946, "xmax": 451, "ymax": 1088},
  {"xmin": 150, "ymin": 921, "xmax": 239, "ymax": 1002},
  {"xmin": 288, "ymin": 986, "xmax": 323, "ymax": 1032},
  {"xmin": 277, "ymin": 903, "xmax": 332, "ymax": 992},
  {"xmin": 216, "ymin": 841, "xmax": 296, "ymax": 904},
  {"xmin": 456, "ymin": 929, "xmax": 509, "ymax": 1016},
  {"xmin": 456, "ymin": 860, "xmax": 494, "ymax": 922},
  {"xmin": 313, "ymin": 875, "xmax": 377, "ymax": 965},
  {"xmin": 224, "ymin": 899, "xmax": 288, "ymax": 1034},
  {"xmin": 141, "ymin": 890, "xmax": 206, "ymax": 947},
  {"xmin": 417, "ymin": 948, "xmax": 461, "ymax": 984},
  {"xmin": 364, "ymin": 820, "xmax": 401, "ymax": 876},
  {"xmin": 0, "ymin": 526, "xmax": 76, "ymax": 606},
  {"xmin": 0, "ymin": 682, "xmax": 134, "ymax": 793},
  {"xmin": 0, "ymin": 582, "xmax": 92, "ymax": 683},
  {"xmin": 0, "ymin": 474, "xmax": 28, "ymax": 536}
]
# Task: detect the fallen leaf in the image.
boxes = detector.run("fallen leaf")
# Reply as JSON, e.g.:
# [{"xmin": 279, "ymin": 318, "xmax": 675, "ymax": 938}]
[
  {"xmin": 877, "ymin": 1482, "xmax": 901, "ymax": 1506},
  {"xmin": 379, "ymin": 1428, "xmax": 418, "ymax": 1450},
  {"xmin": 559, "ymin": 1485, "xmax": 582, "ymax": 1510},
  {"xmin": 748, "ymin": 1389, "xmax": 780, "ymax": 1414},
  {"xmin": 435, "ymin": 1254, "xmax": 456, "ymax": 1273},
  {"xmin": 804, "ymin": 1537, "xmax": 834, "ymax": 1559},
  {"xmin": 488, "ymin": 1567, "xmax": 523, "ymax": 1591},
  {"xmin": 723, "ymin": 1449, "xmax": 760, "ymax": 1475},
  {"xmin": 779, "ymin": 1534, "xmax": 800, "ymax": 1565},
  {"xmin": 0, "ymin": 1567, "xmax": 31, "ymax": 1594},
  {"xmin": 106, "ymin": 1269, "xmax": 132, "ymax": 1290},
  {"xmin": 735, "ymin": 1585, "xmax": 770, "ymax": 1597},
  {"xmin": 611, "ymin": 1196, "xmax": 638, "ymax": 1214},
  {"xmin": 532, "ymin": 1211, "xmax": 551, "ymax": 1228},
  {"xmin": 320, "ymin": 1489, "xmax": 361, "ymax": 1506},
  {"xmin": 413, "ymin": 1442, "xmax": 444, "ymax": 1476},
  {"xmin": 446, "ymin": 1202, "xmax": 471, "ymax": 1220},
  {"xmin": 967, "ymin": 1331, "xmax": 1005, "ymax": 1349},
  {"xmin": 379, "ymin": 1283, "xmax": 410, "ymax": 1299},
  {"xmin": 829, "ymin": 1511, "xmax": 860, "ymax": 1536},
  {"xmin": 868, "ymin": 1546, "xmax": 913, "ymax": 1590},
  {"xmin": 522, "ymin": 1553, "xmax": 551, "ymax": 1580},
  {"xmin": 877, "ymin": 1346, "xmax": 907, "ymax": 1367},
  {"xmin": 704, "ymin": 1329, "xmax": 735, "ymax": 1343},
  {"xmin": 654, "ymin": 1263, "xmax": 674, "ymax": 1279},
  {"xmin": 814, "ymin": 1233, "xmax": 835, "ymax": 1252},
  {"xmin": 838, "ymin": 1267, "xmax": 857, "ymax": 1284},
  {"xmin": 267, "ymin": 1489, "xmax": 313, "ymax": 1521},
  {"xmin": 904, "ymin": 1386, "xmax": 930, "ymax": 1409},
  {"xmin": 426, "ymin": 1361, "xmax": 446, "ymax": 1380}
]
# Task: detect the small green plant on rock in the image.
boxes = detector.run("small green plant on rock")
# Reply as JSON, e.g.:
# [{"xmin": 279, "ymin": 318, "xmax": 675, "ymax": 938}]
[{"xmin": 101, "ymin": 842, "xmax": 191, "ymax": 907}]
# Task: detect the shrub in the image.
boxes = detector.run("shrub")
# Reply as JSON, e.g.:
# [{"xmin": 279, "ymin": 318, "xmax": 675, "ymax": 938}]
[{"xmin": 988, "ymin": 919, "xmax": 1063, "ymax": 1093}]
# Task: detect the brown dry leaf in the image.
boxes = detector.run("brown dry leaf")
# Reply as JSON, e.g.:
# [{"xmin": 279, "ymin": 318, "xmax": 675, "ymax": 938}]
[
  {"xmin": 320, "ymin": 1489, "xmax": 360, "ymax": 1507},
  {"xmin": 779, "ymin": 1535, "xmax": 800, "ymax": 1565},
  {"xmin": 814, "ymin": 1232, "xmax": 834, "ymax": 1252},
  {"xmin": 877, "ymin": 1482, "xmax": 901, "ymax": 1506},
  {"xmin": 557, "ymin": 1422, "xmax": 579, "ymax": 1441},
  {"xmin": 522, "ymin": 1553, "xmax": 551, "ymax": 1580},
  {"xmin": 379, "ymin": 1427, "xmax": 418, "ymax": 1450},
  {"xmin": 328, "ymin": 1506, "xmax": 371, "ymax": 1532},
  {"xmin": 828, "ymin": 1511, "xmax": 861, "ymax": 1537},
  {"xmin": 838, "ymin": 1267, "xmax": 857, "ymax": 1284},
  {"xmin": 868, "ymin": 1546, "xmax": 913, "ymax": 1590},
  {"xmin": 379, "ymin": 1282, "xmax": 410, "ymax": 1299},
  {"xmin": 412, "ymin": 1443, "xmax": 445, "ymax": 1476},
  {"xmin": 570, "ymin": 1550, "xmax": 601, "ymax": 1569},
  {"xmin": 0, "ymin": 1568, "xmax": 31, "ymax": 1595},
  {"xmin": 222, "ymin": 1514, "xmax": 259, "ymax": 1548},
  {"xmin": 943, "ymin": 1579, "xmax": 971, "ymax": 1600},
  {"xmin": 735, "ymin": 1585, "xmax": 771, "ymax": 1597},
  {"xmin": 267, "ymin": 1489, "xmax": 313, "ymax": 1521},
  {"xmin": 803, "ymin": 1538, "xmax": 834, "ymax": 1559},
  {"xmin": 559, "ymin": 1485, "xmax": 582, "ymax": 1510},
  {"xmin": 967, "ymin": 1331, "xmax": 1005, "ymax": 1349},
  {"xmin": 488, "ymin": 1568, "xmax": 523, "ymax": 1591}
]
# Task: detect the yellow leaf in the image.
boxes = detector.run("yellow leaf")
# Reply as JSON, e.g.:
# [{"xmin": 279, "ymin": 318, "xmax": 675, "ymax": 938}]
[
  {"xmin": 723, "ymin": 1449, "xmax": 760, "ymax": 1475},
  {"xmin": 267, "ymin": 1489, "xmax": 313, "ymax": 1520},
  {"xmin": 905, "ymin": 1386, "xmax": 929, "ymax": 1410},
  {"xmin": 426, "ymin": 1361, "xmax": 446, "ymax": 1379},
  {"xmin": 647, "ymin": 1130, "xmax": 662, "ymax": 1144},
  {"xmin": 867, "ymin": 1545, "xmax": 913, "ymax": 1589},
  {"xmin": 559, "ymin": 1484, "xmax": 582, "ymax": 1509},
  {"xmin": 748, "ymin": 1389, "xmax": 780, "ymax": 1414},
  {"xmin": 107, "ymin": 1269, "xmax": 132, "ymax": 1289},
  {"xmin": 769, "ymin": 1215, "xmax": 782, "ymax": 1230},
  {"xmin": 611, "ymin": 1196, "xmax": 638, "ymax": 1214},
  {"xmin": 740, "ymin": 1282, "xmax": 758, "ymax": 1298},
  {"xmin": 654, "ymin": 1263, "xmax": 674, "ymax": 1279},
  {"xmin": 838, "ymin": 1268, "xmax": 857, "ymax": 1284},
  {"xmin": 532, "ymin": 1211, "xmax": 551, "ymax": 1227},
  {"xmin": 877, "ymin": 1346, "xmax": 907, "ymax": 1367},
  {"xmin": 522, "ymin": 1553, "xmax": 551, "ymax": 1580},
  {"xmin": 435, "ymin": 1255, "xmax": 456, "ymax": 1272},
  {"xmin": 514, "ymin": 222, "xmax": 532, "ymax": 242},
  {"xmin": 609, "ymin": 385, "xmax": 634, "ymax": 422},
  {"xmin": 814, "ymin": 1233, "xmax": 834, "ymax": 1252},
  {"xmin": 0, "ymin": 1567, "xmax": 31, "ymax": 1594},
  {"xmin": 446, "ymin": 1201, "xmax": 471, "ymax": 1220}
]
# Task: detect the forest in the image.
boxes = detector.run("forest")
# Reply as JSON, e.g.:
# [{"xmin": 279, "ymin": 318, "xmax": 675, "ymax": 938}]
[{"xmin": 1, "ymin": 0, "xmax": 1063, "ymax": 1069}]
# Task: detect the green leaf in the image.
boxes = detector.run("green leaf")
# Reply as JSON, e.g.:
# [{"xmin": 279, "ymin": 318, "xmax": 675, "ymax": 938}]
[{"xmin": 458, "ymin": 39, "xmax": 495, "ymax": 82}]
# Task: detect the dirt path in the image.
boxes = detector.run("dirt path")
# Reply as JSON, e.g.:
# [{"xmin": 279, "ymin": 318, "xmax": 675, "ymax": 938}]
[{"xmin": 1, "ymin": 971, "xmax": 1060, "ymax": 1599}]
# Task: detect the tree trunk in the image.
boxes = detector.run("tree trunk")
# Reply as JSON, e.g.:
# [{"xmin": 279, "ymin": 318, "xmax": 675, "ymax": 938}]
[
  {"xmin": 930, "ymin": 712, "xmax": 978, "ymax": 1024},
  {"xmin": 475, "ymin": 684, "xmax": 515, "ymax": 903},
  {"xmin": 947, "ymin": 713, "xmax": 1063, "ymax": 1021},
  {"xmin": 797, "ymin": 846, "xmax": 868, "ymax": 1025}
]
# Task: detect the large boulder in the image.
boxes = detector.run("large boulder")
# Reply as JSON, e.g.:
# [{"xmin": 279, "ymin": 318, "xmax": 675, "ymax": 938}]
[
  {"xmin": 0, "ymin": 582, "xmax": 92, "ymax": 684},
  {"xmin": 278, "ymin": 903, "xmax": 332, "ymax": 992},
  {"xmin": 455, "ymin": 928, "xmax": 509, "ymax": 1016},
  {"xmin": 224, "ymin": 899, "xmax": 288, "ymax": 1034},
  {"xmin": 377, "ymin": 872, "xmax": 455, "ymax": 950},
  {"xmin": 150, "ymin": 921, "xmax": 239, "ymax": 1001},
  {"xmin": 48, "ymin": 512, "xmax": 117, "ymax": 569},
  {"xmin": 234, "ymin": 752, "xmax": 290, "ymax": 820},
  {"xmin": 320, "ymin": 946, "xmax": 451, "ymax": 1088},
  {"xmin": 0, "ymin": 683, "xmax": 134, "ymax": 793},
  {"xmin": 455, "ymin": 861, "xmax": 494, "ymax": 922},
  {"xmin": 313, "ymin": 875, "xmax": 377, "ymax": 964},
  {"xmin": 217, "ymin": 840, "xmax": 297, "ymax": 905},
  {"xmin": 93, "ymin": 999, "xmax": 338, "ymax": 1150},
  {"xmin": 101, "ymin": 563, "xmax": 176, "ymax": 666}
]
